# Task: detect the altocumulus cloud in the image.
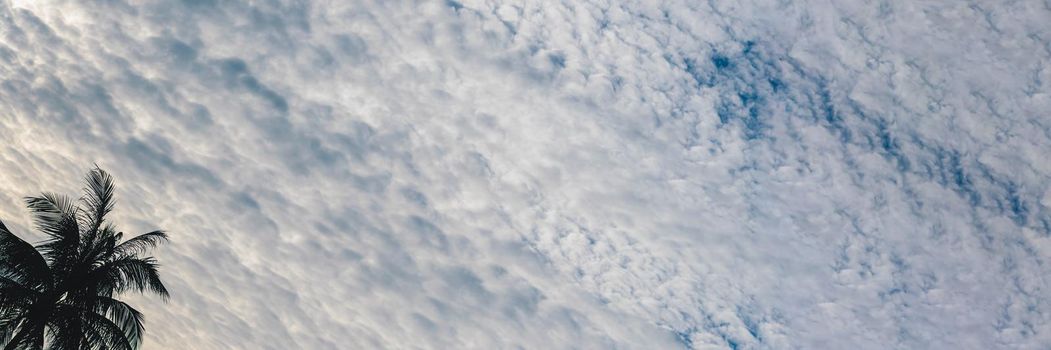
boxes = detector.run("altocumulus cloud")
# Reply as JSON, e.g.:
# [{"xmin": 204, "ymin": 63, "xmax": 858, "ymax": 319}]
[{"xmin": 1, "ymin": 0, "xmax": 1050, "ymax": 349}]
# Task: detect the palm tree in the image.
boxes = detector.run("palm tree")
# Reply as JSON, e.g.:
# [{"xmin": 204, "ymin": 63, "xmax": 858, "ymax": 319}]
[{"xmin": 0, "ymin": 167, "xmax": 169, "ymax": 350}]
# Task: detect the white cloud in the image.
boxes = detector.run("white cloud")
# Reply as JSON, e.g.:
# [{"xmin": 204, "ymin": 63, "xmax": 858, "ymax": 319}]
[{"xmin": 1, "ymin": 0, "xmax": 1049, "ymax": 349}]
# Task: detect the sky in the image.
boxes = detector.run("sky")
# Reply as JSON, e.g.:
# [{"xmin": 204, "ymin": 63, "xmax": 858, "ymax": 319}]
[{"xmin": 0, "ymin": 0, "xmax": 1049, "ymax": 349}]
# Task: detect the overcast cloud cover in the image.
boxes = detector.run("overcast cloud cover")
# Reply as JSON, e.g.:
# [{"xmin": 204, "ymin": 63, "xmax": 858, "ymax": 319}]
[{"xmin": 1, "ymin": 0, "xmax": 1050, "ymax": 348}]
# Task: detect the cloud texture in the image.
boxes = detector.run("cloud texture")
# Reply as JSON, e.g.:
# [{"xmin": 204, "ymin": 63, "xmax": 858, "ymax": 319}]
[{"xmin": 1, "ymin": 0, "xmax": 1049, "ymax": 348}]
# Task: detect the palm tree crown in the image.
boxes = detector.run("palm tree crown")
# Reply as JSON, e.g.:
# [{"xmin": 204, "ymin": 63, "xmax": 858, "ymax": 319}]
[{"xmin": 1, "ymin": 167, "xmax": 170, "ymax": 350}]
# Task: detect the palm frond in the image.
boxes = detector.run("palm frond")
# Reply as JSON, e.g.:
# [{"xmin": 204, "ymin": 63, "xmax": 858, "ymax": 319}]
[
  {"xmin": 25, "ymin": 194, "xmax": 80, "ymax": 268},
  {"xmin": 0, "ymin": 221, "xmax": 50, "ymax": 291},
  {"xmin": 0, "ymin": 310, "xmax": 23, "ymax": 348},
  {"xmin": 2, "ymin": 316, "xmax": 43, "ymax": 350},
  {"xmin": 83, "ymin": 225, "xmax": 121, "ymax": 269},
  {"xmin": 24, "ymin": 194, "xmax": 79, "ymax": 240},
  {"xmin": 0, "ymin": 276, "xmax": 39, "ymax": 310},
  {"xmin": 50, "ymin": 305, "xmax": 133, "ymax": 350},
  {"xmin": 88, "ymin": 297, "xmax": 143, "ymax": 349},
  {"xmin": 112, "ymin": 231, "xmax": 168, "ymax": 259},
  {"xmin": 78, "ymin": 167, "xmax": 116, "ymax": 249},
  {"xmin": 80, "ymin": 167, "xmax": 115, "ymax": 229},
  {"xmin": 86, "ymin": 257, "xmax": 169, "ymax": 301},
  {"xmin": 45, "ymin": 309, "xmax": 83, "ymax": 350}
]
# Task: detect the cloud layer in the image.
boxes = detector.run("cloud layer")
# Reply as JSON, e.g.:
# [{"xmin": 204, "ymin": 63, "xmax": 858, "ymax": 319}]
[{"xmin": 1, "ymin": 0, "xmax": 1049, "ymax": 348}]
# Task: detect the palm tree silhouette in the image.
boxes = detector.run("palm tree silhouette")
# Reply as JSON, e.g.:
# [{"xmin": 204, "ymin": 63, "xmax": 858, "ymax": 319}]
[{"xmin": 1, "ymin": 167, "xmax": 169, "ymax": 350}]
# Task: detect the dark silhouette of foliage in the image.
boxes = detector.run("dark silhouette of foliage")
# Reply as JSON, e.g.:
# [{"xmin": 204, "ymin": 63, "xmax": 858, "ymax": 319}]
[{"xmin": 1, "ymin": 167, "xmax": 169, "ymax": 350}]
